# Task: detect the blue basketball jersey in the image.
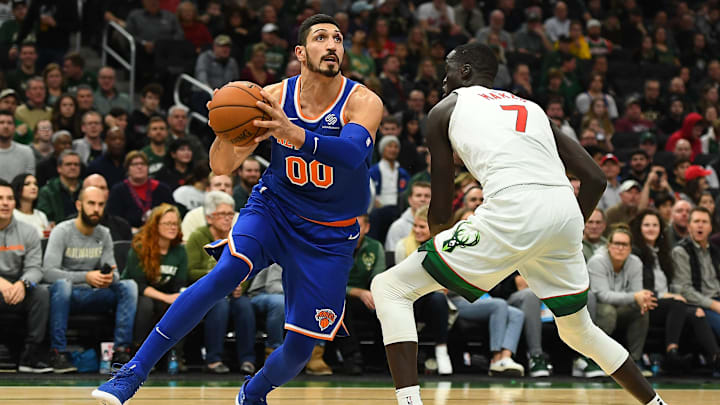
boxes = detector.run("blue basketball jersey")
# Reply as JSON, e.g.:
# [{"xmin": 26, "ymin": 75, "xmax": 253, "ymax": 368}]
[{"xmin": 258, "ymin": 75, "xmax": 372, "ymax": 224}]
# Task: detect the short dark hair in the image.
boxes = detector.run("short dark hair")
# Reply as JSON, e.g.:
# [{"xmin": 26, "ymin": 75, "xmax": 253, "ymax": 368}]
[
  {"xmin": 673, "ymin": 157, "xmax": 691, "ymax": 169},
  {"xmin": 298, "ymin": 14, "xmax": 339, "ymax": 46},
  {"xmin": 690, "ymin": 206, "xmax": 712, "ymax": 221},
  {"xmin": 149, "ymin": 116, "xmax": 167, "ymax": 126},
  {"xmin": 450, "ymin": 42, "xmax": 498, "ymax": 83},
  {"xmin": 410, "ymin": 181, "xmax": 431, "ymax": 194},
  {"xmin": 0, "ymin": 178, "xmax": 15, "ymax": 201},
  {"xmin": 654, "ymin": 192, "xmax": 675, "ymax": 207},
  {"xmin": 141, "ymin": 83, "xmax": 163, "ymax": 98},
  {"xmin": 0, "ymin": 109, "xmax": 14, "ymax": 120},
  {"xmin": 108, "ymin": 107, "xmax": 128, "ymax": 118},
  {"xmin": 630, "ymin": 149, "xmax": 649, "ymax": 159},
  {"xmin": 64, "ymin": 51, "xmax": 85, "ymax": 69}
]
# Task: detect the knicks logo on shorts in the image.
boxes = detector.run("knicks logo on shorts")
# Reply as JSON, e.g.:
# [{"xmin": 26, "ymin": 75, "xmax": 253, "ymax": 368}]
[{"xmin": 315, "ymin": 309, "xmax": 337, "ymax": 331}]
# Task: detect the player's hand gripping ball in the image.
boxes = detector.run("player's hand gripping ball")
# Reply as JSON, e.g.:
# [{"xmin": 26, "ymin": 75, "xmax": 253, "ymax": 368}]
[{"xmin": 208, "ymin": 81, "xmax": 270, "ymax": 146}]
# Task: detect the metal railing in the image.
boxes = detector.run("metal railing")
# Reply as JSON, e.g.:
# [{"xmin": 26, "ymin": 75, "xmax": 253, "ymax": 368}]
[
  {"xmin": 172, "ymin": 73, "xmax": 269, "ymax": 168},
  {"xmin": 173, "ymin": 73, "xmax": 213, "ymax": 127},
  {"xmin": 101, "ymin": 21, "xmax": 135, "ymax": 108}
]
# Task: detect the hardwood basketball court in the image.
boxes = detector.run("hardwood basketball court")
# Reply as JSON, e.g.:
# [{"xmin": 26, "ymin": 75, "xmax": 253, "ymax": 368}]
[{"xmin": 2, "ymin": 385, "xmax": 718, "ymax": 404}]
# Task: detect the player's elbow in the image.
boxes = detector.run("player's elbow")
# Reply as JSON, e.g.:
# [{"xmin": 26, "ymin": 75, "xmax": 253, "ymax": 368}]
[{"xmin": 210, "ymin": 159, "xmax": 232, "ymax": 177}]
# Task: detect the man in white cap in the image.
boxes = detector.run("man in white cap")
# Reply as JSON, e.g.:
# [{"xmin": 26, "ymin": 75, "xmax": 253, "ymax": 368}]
[
  {"xmin": 370, "ymin": 134, "xmax": 409, "ymax": 209},
  {"xmin": 606, "ymin": 179, "xmax": 642, "ymax": 230},
  {"xmin": 586, "ymin": 19, "xmax": 612, "ymax": 56},
  {"xmin": 246, "ymin": 23, "xmax": 288, "ymax": 74}
]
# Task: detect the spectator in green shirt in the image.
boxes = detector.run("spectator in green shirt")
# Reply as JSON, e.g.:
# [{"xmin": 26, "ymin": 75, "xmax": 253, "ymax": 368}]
[
  {"xmin": 336, "ymin": 214, "xmax": 386, "ymax": 375},
  {"xmin": 185, "ymin": 191, "xmax": 257, "ymax": 375},
  {"xmin": 122, "ymin": 204, "xmax": 187, "ymax": 357},
  {"xmin": 141, "ymin": 117, "xmax": 168, "ymax": 176}
]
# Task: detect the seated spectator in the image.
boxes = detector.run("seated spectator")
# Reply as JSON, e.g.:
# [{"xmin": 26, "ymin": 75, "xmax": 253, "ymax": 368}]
[
  {"xmin": 36, "ymin": 150, "xmax": 81, "ymax": 225},
  {"xmin": 141, "ymin": 116, "xmax": 169, "ymax": 176},
  {"xmin": 73, "ymin": 85, "xmax": 94, "ymax": 116},
  {"xmin": 598, "ymin": 153, "xmax": 621, "ymax": 211},
  {"xmin": 623, "ymin": 150, "xmax": 650, "ymax": 184},
  {"xmin": 195, "ymin": 34, "xmax": 239, "ymax": 90},
  {"xmin": 583, "ymin": 208, "xmax": 607, "ymax": 261},
  {"xmin": 394, "ymin": 205, "xmax": 453, "ymax": 375},
  {"xmin": 614, "ymin": 97, "xmax": 655, "ymax": 135},
  {"xmin": 87, "ymin": 127, "xmax": 127, "ymax": 189},
  {"xmin": 154, "ymin": 138, "xmax": 194, "ymax": 191},
  {"xmin": 5, "ymin": 42, "xmax": 38, "ymax": 94},
  {"xmin": 699, "ymin": 107, "xmax": 718, "ymax": 155},
  {"xmin": 659, "ymin": 96, "xmax": 688, "ymax": 137},
  {"xmin": 605, "ymin": 180, "xmax": 641, "ymax": 230},
  {"xmin": 239, "ymin": 43, "xmax": 276, "ymax": 87},
  {"xmin": 346, "ymin": 30, "xmax": 376, "ymax": 83},
  {"xmin": 653, "ymin": 192, "xmax": 676, "ymax": 225},
  {"xmin": 108, "ymin": 150, "xmax": 174, "ymax": 229},
  {"xmin": 586, "ymin": 19, "xmax": 612, "ymax": 57},
  {"xmin": 371, "ymin": 135, "xmax": 408, "ymax": 208},
  {"xmin": 665, "ymin": 199, "xmax": 691, "ymax": 247},
  {"xmin": 546, "ymin": 97, "xmax": 576, "ymax": 140},
  {"xmin": 679, "ymin": 165, "xmax": 711, "ymax": 206},
  {"xmin": 78, "ymin": 175, "xmax": 130, "ymax": 242},
  {"xmin": 544, "ymin": 1, "xmax": 570, "ymax": 42},
  {"xmin": 575, "ymin": 74, "xmax": 618, "ymax": 119},
  {"xmin": 588, "ymin": 225, "xmax": 653, "ymax": 376},
  {"xmin": 514, "ymin": 10, "xmax": 551, "ymax": 61},
  {"xmin": 35, "ymin": 130, "xmax": 73, "ymax": 187},
  {"xmin": 385, "ymin": 181, "xmax": 431, "ymax": 254},
  {"xmin": 630, "ymin": 210, "xmax": 720, "ymax": 371},
  {"xmin": 105, "ymin": 107, "xmax": 129, "ymax": 136},
  {"xmin": 672, "ymin": 207, "xmax": 720, "ymax": 344},
  {"xmin": 462, "ymin": 186, "xmax": 483, "ymax": 211},
  {"xmin": 397, "ymin": 111, "xmax": 426, "ymax": 175},
  {"xmin": 50, "ymin": 94, "xmax": 80, "ymax": 137},
  {"xmin": 698, "ymin": 192, "xmax": 720, "ymax": 234},
  {"xmin": 128, "ymin": 84, "xmax": 164, "ymax": 151},
  {"xmin": 0, "ymin": 178, "xmax": 49, "ymax": 373},
  {"xmin": 62, "ymin": 51, "xmax": 97, "ymax": 93},
  {"xmin": 245, "ymin": 264, "xmax": 285, "ymax": 365},
  {"xmin": 639, "ymin": 79, "xmax": 665, "ymax": 124},
  {"xmin": 72, "ymin": 111, "xmax": 106, "ymax": 166},
  {"xmin": 665, "ymin": 113, "xmax": 704, "ymax": 161},
  {"xmin": 334, "ymin": 214, "xmax": 385, "ymax": 375},
  {"xmin": 173, "ymin": 162, "xmax": 209, "ymax": 213},
  {"xmin": 182, "ymin": 173, "xmax": 235, "ymax": 242},
  {"xmin": 0, "ymin": 109, "xmax": 35, "ymax": 182},
  {"xmin": 15, "ymin": 77, "xmax": 52, "ymax": 132},
  {"xmin": 476, "ymin": 10, "xmax": 513, "ymax": 52},
  {"xmin": 43, "ymin": 186, "xmax": 137, "ymax": 373},
  {"xmin": 249, "ymin": 23, "xmax": 287, "ymax": 75},
  {"xmin": 176, "ymin": 1, "xmax": 212, "ymax": 52},
  {"xmin": 0, "ymin": 0, "xmax": 30, "ymax": 58},
  {"xmin": 232, "ymin": 157, "xmax": 261, "ymax": 210},
  {"xmin": 125, "ymin": 0, "xmax": 183, "ymax": 84},
  {"xmin": 93, "ymin": 67, "xmax": 131, "ymax": 116},
  {"xmin": 167, "ymin": 105, "xmax": 207, "ymax": 161},
  {"xmin": 510, "ymin": 63, "xmax": 532, "ymax": 100},
  {"xmin": 11, "ymin": 173, "xmax": 49, "ymax": 238},
  {"xmin": 123, "ymin": 204, "xmax": 186, "ymax": 365},
  {"xmin": 638, "ymin": 165, "xmax": 674, "ymax": 213},
  {"xmin": 669, "ymin": 158, "xmax": 691, "ymax": 192},
  {"xmin": 379, "ymin": 55, "xmax": 412, "ymax": 114},
  {"xmin": 186, "ymin": 192, "xmax": 256, "ymax": 375},
  {"xmin": 30, "ymin": 119, "xmax": 53, "ymax": 161},
  {"xmin": 0, "ymin": 89, "xmax": 30, "ymax": 144}
]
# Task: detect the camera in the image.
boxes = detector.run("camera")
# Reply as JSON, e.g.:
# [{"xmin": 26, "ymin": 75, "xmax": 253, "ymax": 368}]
[{"xmin": 100, "ymin": 263, "xmax": 113, "ymax": 274}]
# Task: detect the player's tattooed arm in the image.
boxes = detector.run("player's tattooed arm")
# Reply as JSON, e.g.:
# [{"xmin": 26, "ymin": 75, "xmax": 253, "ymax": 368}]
[
  {"xmin": 550, "ymin": 120, "xmax": 606, "ymax": 222},
  {"xmin": 426, "ymin": 93, "xmax": 458, "ymax": 236}
]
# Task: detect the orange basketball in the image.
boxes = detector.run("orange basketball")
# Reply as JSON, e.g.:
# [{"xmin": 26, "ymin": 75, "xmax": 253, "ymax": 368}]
[{"xmin": 208, "ymin": 81, "xmax": 270, "ymax": 147}]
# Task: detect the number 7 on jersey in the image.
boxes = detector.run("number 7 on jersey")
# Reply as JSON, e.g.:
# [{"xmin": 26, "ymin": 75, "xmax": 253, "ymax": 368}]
[{"xmin": 500, "ymin": 105, "xmax": 527, "ymax": 133}]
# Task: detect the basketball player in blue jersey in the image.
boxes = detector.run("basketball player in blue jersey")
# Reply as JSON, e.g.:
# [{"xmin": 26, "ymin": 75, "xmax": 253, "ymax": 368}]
[{"xmin": 92, "ymin": 14, "xmax": 383, "ymax": 405}]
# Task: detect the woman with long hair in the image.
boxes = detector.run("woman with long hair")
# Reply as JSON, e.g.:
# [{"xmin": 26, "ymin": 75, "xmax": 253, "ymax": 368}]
[
  {"xmin": 239, "ymin": 43, "xmax": 276, "ymax": 87},
  {"xmin": 51, "ymin": 94, "xmax": 80, "ymax": 138},
  {"xmin": 581, "ymin": 98, "xmax": 615, "ymax": 140},
  {"xmin": 43, "ymin": 63, "xmax": 64, "ymax": 107},
  {"xmin": 123, "ymin": 204, "xmax": 187, "ymax": 355},
  {"xmin": 653, "ymin": 27, "xmax": 679, "ymax": 66},
  {"xmin": 629, "ymin": 210, "xmax": 720, "ymax": 371},
  {"xmin": 11, "ymin": 173, "xmax": 50, "ymax": 238},
  {"xmin": 367, "ymin": 17, "xmax": 395, "ymax": 61}
]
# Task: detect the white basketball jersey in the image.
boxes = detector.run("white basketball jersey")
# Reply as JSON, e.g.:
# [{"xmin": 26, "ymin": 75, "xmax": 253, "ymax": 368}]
[{"xmin": 448, "ymin": 86, "xmax": 572, "ymax": 197}]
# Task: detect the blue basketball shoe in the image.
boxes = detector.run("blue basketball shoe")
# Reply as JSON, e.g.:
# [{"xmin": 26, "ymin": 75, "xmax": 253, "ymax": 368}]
[
  {"xmin": 92, "ymin": 362, "xmax": 146, "ymax": 405},
  {"xmin": 236, "ymin": 376, "xmax": 267, "ymax": 405}
]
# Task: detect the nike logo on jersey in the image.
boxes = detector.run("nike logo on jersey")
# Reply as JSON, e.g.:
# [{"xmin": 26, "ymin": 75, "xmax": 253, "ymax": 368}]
[{"xmin": 348, "ymin": 232, "xmax": 360, "ymax": 240}]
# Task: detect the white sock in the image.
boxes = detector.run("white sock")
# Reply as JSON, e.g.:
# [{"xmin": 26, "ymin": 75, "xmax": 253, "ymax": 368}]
[
  {"xmin": 646, "ymin": 394, "xmax": 668, "ymax": 405},
  {"xmin": 435, "ymin": 344, "xmax": 448, "ymax": 357},
  {"xmin": 396, "ymin": 385, "xmax": 423, "ymax": 405}
]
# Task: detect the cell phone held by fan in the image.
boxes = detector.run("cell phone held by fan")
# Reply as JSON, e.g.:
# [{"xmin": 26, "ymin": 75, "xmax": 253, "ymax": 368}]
[{"xmin": 100, "ymin": 263, "xmax": 113, "ymax": 275}]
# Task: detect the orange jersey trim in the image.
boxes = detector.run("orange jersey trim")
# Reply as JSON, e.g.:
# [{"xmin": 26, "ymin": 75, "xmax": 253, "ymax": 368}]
[
  {"xmin": 0, "ymin": 245, "xmax": 24, "ymax": 251},
  {"xmin": 300, "ymin": 215, "xmax": 357, "ymax": 228},
  {"xmin": 295, "ymin": 76, "xmax": 346, "ymax": 122}
]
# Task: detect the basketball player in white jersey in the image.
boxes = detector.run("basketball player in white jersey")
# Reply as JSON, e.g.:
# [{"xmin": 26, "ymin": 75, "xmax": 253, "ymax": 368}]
[{"xmin": 371, "ymin": 42, "xmax": 666, "ymax": 405}]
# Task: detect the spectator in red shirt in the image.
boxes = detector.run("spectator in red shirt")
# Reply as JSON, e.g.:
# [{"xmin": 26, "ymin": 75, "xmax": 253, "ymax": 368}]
[
  {"xmin": 614, "ymin": 97, "xmax": 655, "ymax": 135},
  {"xmin": 176, "ymin": 1, "xmax": 212, "ymax": 52},
  {"xmin": 665, "ymin": 112, "xmax": 704, "ymax": 161}
]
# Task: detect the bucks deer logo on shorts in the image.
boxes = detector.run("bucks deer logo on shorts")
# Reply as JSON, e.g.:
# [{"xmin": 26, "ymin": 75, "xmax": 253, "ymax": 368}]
[
  {"xmin": 442, "ymin": 221, "xmax": 480, "ymax": 252},
  {"xmin": 315, "ymin": 309, "xmax": 337, "ymax": 331}
]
